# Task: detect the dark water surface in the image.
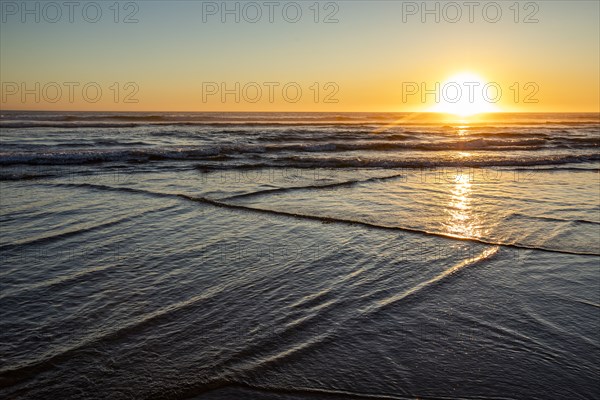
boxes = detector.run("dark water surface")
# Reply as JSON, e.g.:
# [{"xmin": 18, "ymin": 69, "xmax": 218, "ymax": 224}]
[{"xmin": 1, "ymin": 112, "xmax": 599, "ymax": 399}]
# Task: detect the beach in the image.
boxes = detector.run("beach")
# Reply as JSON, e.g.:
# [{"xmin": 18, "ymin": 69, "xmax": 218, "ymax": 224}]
[{"xmin": 0, "ymin": 111, "xmax": 599, "ymax": 399}]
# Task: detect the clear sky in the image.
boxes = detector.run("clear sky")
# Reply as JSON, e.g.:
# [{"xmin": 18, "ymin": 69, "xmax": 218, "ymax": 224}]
[{"xmin": 1, "ymin": 0, "xmax": 599, "ymax": 112}]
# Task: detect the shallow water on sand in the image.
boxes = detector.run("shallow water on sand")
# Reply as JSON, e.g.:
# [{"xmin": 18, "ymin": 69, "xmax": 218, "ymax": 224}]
[{"xmin": 1, "ymin": 112, "xmax": 599, "ymax": 399}]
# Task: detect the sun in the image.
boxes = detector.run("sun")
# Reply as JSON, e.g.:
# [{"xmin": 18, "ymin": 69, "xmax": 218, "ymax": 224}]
[{"xmin": 431, "ymin": 72, "xmax": 500, "ymax": 117}]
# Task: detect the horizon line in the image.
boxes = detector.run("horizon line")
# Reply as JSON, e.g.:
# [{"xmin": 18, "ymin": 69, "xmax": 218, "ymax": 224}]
[{"xmin": 2, "ymin": 110, "xmax": 599, "ymax": 114}]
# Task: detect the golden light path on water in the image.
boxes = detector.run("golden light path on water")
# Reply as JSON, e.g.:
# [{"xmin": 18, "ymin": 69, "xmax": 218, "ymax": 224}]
[{"xmin": 443, "ymin": 171, "xmax": 479, "ymax": 239}]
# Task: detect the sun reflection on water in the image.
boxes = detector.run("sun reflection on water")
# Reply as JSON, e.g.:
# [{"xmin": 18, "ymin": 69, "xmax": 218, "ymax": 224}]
[
  {"xmin": 457, "ymin": 127, "xmax": 469, "ymax": 136},
  {"xmin": 444, "ymin": 173, "xmax": 479, "ymax": 239}
]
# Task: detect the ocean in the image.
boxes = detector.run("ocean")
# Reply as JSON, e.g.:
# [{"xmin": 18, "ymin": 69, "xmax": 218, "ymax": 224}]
[{"xmin": 0, "ymin": 111, "xmax": 599, "ymax": 399}]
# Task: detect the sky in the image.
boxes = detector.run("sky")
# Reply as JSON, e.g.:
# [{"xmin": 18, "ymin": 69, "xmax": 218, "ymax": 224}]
[{"xmin": 1, "ymin": 0, "xmax": 599, "ymax": 112}]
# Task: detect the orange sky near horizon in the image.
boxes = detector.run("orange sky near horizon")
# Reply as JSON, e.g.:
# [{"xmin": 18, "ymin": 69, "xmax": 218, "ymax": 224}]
[{"xmin": 1, "ymin": 1, "xmax": 599, "ymax": 113}]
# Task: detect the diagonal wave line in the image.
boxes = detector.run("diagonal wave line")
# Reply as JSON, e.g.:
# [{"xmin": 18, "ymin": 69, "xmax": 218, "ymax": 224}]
[
  {"xmin": 222, "ymin": 173, "xmax": 406, "ymax": 201},
  {"xmin": 370, "ymin": 246, "xmax": 500, "ymax": 311}
]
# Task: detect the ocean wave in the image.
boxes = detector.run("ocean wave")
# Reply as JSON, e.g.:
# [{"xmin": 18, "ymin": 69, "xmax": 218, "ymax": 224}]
[
  {"xmin": 0, "ymin": 121, "xmax": 381, "ymax": 129},
  {"xmin": 0, "ymin": 146, "xmax": 227, "ymax": 165},
  {"xmin": 229, "ymin": 154, "xmax": 600, "ymax": 170},
  {"xmin": 2, "ymin": 140, "xmax": 599, "ymax": 167},
  {"xmin": 0, "ymin": 279, "xmax": 229, "ymax": 388},
  {"xmin": 2, "ymin": 113, "xmax": 598, "ymax": 130},
  {"xmin": 223, "ymin": 173, "xmax": 406, "ymax": 201},
  {"xmin": 504, "ymin": 213, "xmax": 600, "ymax": 226},
  {"xmin": 36, "ymin": 182, "xmax": 600, "ymax": 256},
  {"xmin": 0, "ymin": 121, "xmax": 147, "ymax": 129}
]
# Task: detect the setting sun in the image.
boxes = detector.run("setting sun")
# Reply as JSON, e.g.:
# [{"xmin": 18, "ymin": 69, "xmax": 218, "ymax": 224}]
[{"xmin": 432, "ymin": 72, "xmax": 500, "ymax": 117}]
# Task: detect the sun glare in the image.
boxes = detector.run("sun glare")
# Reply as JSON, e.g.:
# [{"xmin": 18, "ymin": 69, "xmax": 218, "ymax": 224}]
[{"xmin": 432, "ymin": 72, "xmax": 500, "ymax": 117}]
